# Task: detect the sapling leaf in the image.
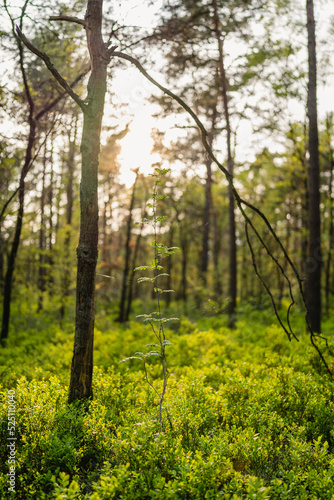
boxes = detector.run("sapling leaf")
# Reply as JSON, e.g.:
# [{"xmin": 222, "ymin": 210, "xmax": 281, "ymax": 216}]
[
  {"xmin": 138, "ymin": 277, "xmax": 155, "ymax": 283},
  {"xmin": 143, "ymin": 351, "xmax": 161, "ymax": 358},
  {"xmin": 120, "ymin": 356, "xmax": 143, "ymax": 363},
  {"xmin": 145, "ymin": 343, "xmax": 160, "ymax": 348},
  {"xmin": 162, "ymin": 340, "xmax": 172, "ymax": 346},
  {"xmin": 134, "ymin": 266, "xmax": 150, "ymax": 271},
  {"xmin": 161, "ymin": 317, "xmax": 178, "ymax": 323},
  {"xmin": 143, "ymin": 317, "xmax": 160, "ymax": 323}
]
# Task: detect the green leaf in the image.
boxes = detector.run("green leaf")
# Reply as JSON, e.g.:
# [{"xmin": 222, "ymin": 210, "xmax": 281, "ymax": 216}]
[
  {"xmin": 143, "ymin": 351, "xmax": 161, "ymax": 358},
  {"xmin": 120, "ymin": 356, "xmax": 143, "ymax": 363},
  {"xmin": 134, "ymin": 266, "xmax": 150, "ymax": 271},
  {"xmin": 138, "ymin": 277, "xmax": 155, "ymax": 283}
]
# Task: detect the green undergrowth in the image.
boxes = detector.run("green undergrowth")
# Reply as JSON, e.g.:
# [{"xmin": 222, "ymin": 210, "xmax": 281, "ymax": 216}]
[{"xmin": 0, "ymin": 305, "xmax": 334, "ymax": 499}]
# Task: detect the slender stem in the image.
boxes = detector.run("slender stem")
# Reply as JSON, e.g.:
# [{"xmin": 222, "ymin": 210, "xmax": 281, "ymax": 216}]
[{"xmin": 152, "ymin": 179, "xmax": 168, "ymax": 429}]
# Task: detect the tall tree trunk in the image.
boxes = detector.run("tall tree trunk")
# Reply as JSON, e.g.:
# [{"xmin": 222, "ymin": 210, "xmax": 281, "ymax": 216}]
[
  {"xmin": 165, "ymin": 224, "xmax": 174, "ymax": 309},
  {"xmin": 117, "ymin": 171, "xmax": 138, "ymax": 322},
  {"xmin": 212, "ymin": 201, "xmax": 223, "ymax": 300},
  {"xmin": 180, "ymin": 236, "xmax": 188, "ymax": 311},
  {"xmin": 60, "ymin": 116, "xmax": 78, "ymax": 319},
  {"xmin": 38, "ymin": 142, "xmax": 47, "ymax": 312},
  {"xmin": 305, "ymin": 0, "xmax": 321, "ymax": 332},
  {"xmin": 325, "ymin": 115, "xmax": 334, "ymax": 314},
  {"xmin": 125, "ymin": 221, "xmax": 143, "ymax": 322},
  {"xmin": 0, "ymin": 229, "xmax": 4, "ymax": 289},
  {"xmin": 278, "ymin": 208, "xmax": 291, "ymax": 309},
  {"xmin": 200, "ymin": 157, "xmax": 212, "ymax": 286},
  {"xmin": 213, "ymin": 0, "xmax": 237, "ymax": 328},
  {"xmin": 200, "ymin": 104, "xmax": 217, "ymax": 286},
  {"xmin": 68, "ymin": 0, "xmax": 114, "ymax": 403}
]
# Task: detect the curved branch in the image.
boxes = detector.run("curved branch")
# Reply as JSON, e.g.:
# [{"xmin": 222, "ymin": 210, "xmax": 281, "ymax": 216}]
[
  {"xmin": 16, "ymin": 26, "xmax": 86, "ymax": 112},
  {"xmin": 49, "ymin": 15, "xmax": 86, "ymax": 27},
  {"xmin": 112, "ymin": 50, "xmax": 332, "ymax": 377}
]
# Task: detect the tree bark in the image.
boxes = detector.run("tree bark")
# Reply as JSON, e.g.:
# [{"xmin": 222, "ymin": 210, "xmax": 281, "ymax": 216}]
[
  {"xmin": 38, "ymin": 142, "xmax": 47, "ymax": 312},
  {"xmin": 325, "ymin": 116, "xmax": 334, "ymax": 315},
  {"xmin": 68, "ymin": 0, "xmax": 113, "ymax": 403},
  {"xmin": 117, "ymin": 171, "xmax": 138, "ymax": 322},
  {"xmin": 125, "ymin": 221, "xmax": 143, "ymax": 321},
  {"xmin": 305, "ymin": 0, "xmax": 321, "ymax": 332},
  {"xmin": 213, "ymin": 0, "xmax": 237, "ymax": 328},
  {"xmin": 60, "ymin": 116, "xmax": 78, "ymax": 319},
  {"xmin": 200, "ymin": 104, "xmax": 217, "ymax": 285}
]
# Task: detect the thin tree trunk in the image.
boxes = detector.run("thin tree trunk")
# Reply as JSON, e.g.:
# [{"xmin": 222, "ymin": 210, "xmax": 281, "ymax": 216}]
[
  {"xmin": 118, "ymin": 171, "xmax": 138, "ymax": 322},
  {"xmin": 278, "ymin": 215, "xmax": 291, "ymax": 309},
  {"xmin": 325, "ymin": 116, "xmax": 334, "ymax": 314},
  {"xmin": 38, "ymin": 142, "xmax": 47, "ymax": 312},
  {"xmin": 165, "ymin": 224, "xmax": 174, "ymax": 309},
  {"xmin": 200, "ymin": 157, "xmax": 212, "ymax": 285},
  {"xmin": 125, "ymin": 215, "xmax": 144, "ymax": 321},
  {"xmin": 200, "ymin": 104, "xmax": 217, "ymax": 286},
  {"xmin": 212, "ymin": 202, "xmax": 223, "ymax": 300},
  {"xmin": 180, "ymin": 236, "xmax": 188, "ymax": 310},
  {"xmin": 305, "ymin": 0, "xmax": 321, "ymax": 332},
  {"xmin": 60, "ymin": 116, "xmax": 78, "ymax": 319},
  {"xmin": 213, "ymin": 0, "xmax": 237, "ymax": 328}
]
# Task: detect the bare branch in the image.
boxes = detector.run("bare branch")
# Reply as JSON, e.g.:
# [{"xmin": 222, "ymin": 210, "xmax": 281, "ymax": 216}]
[
  {"xmin": 36, "ymin": 66, "xmax": 90, "ymax": 120},
  {"xmin": 16, "ymin": 26, "xmax": 86, "ymax": 112},
  {"xmin": 49, "ymin": 15, "xmax": 86, "ymax": 28},
  {"xmin": 112, "ymin": 50, "xmax": 332, "ymax": 377},
  {"xmin": 106, "ymin": 45, "xmax": 118, "ymax": 57}
]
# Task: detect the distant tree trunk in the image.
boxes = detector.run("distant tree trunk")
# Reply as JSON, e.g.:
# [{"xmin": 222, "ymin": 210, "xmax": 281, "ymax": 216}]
[
  {"xmin": 48, "ymin": 142, "xmax": 54, "ymax": 256},
  {"xmin": 118, "ymin": 171, "xmax": 138, "ymax": 322},
  {"xmin": 200, "ymin": 157, "xmax": 212, "ymax": 286},
  {"xmin": 165, "ymin": 224, "xmax": 174, "ymax": 309},
  {"xmin": 278, "ymin": 214, "xmax": 290, "ymax": 309},
  {"xmin": 0, "ymin": 229, "xmax": 4, "ymax": 289},
  {"xmin": 305, "ymin": 0, "xmax": 321, "ymax": 333},
  {"xmin": 213, "ymin": 0, "xmax": 237, "ymax": 328},
  {"xmin": 325, "ymin": 116, "xmax": 334, "ymax": 314},
  {"xmin": 60, "ymin": 116, "xmax": 78, "ymax": 319},
  {"xmin": 1, "ymin": 115, "xmax": 36, "ymax": 343},
  {"xmin": 212, "ymin": 203, "xmax": 223, "ymax": 300},
  {"xmin": 125, "ymin": 206, "xmax": 146, "ymax": 321},
  {"xmin": 38, "ymin": 142, "xmax": 47, "ymax": 312},
  {"xmin": 180, "ymin": 235, "xmax": 189, "ymax": 310},
  {"xmin": 200, "ymin": 104, "xmax": 217, "ymax": 286}
]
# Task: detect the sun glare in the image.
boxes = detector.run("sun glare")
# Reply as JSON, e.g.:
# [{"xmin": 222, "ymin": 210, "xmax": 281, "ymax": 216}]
[{"xmin": 118, "ymin": 109, "xmax": 160, "ymax": 188}]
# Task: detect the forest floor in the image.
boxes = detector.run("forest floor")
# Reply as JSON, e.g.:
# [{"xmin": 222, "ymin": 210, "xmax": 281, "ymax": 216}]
[{"xmin": 1, "ymin": 300, "xmax": 334, "ymax": 499}]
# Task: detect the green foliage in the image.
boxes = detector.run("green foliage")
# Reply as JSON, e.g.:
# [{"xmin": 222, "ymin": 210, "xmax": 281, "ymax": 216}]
[{"xmin": 0, "ymin": 305, "xmax": 334, "ymax": 498}]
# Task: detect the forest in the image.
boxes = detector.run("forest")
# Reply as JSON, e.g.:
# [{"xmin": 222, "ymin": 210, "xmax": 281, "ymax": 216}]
[{"xmin": 0, "ymin": 0, "xmax": 334, "ymax": 498}]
